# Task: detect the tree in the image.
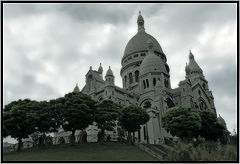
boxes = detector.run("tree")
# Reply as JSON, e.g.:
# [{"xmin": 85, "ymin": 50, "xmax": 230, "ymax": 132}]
[
  {"xmin": 197, "ymin": 111, "xmax": 229, "ymax": 143},
  {"xmin": 33, "ymin": 101, "xmax": 59, "ymax": 147},
  {"xmin": 94, "ymin": 99, "xmax": 121, "ymax": 143},
  {"xmin": 119, "ymin": 105, "xmax": 149, "ymax": 144},
  {"xmin": 162, "ymin": 107, "xmax": 201, "ymax": 141},
  {"xmin": 3, "ymin": 99, "xmax": 37, "ymax": 151},
  {"xmin": 60, "ymin": 92, "xmax": 95, "ymax": 144}
]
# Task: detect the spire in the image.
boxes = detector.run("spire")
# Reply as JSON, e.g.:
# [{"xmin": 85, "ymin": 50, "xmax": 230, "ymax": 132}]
[
  {"xmin": 137, "ymin": 11, "xmax": 145, "ymax": 32},
  {"xmin": 189, "ymin": 50, "xmax": 194, "ymax": 60},
  {"xmin": 73, "ymin": 83, "xmax": 80, "ymax": 93},
  {"xmin": 98, "ymin": 63, "xmax": 103, "ymax": 74},
  {"xmin": 188, "ymin": 50, "xmax": 203, "ymax": 74}
]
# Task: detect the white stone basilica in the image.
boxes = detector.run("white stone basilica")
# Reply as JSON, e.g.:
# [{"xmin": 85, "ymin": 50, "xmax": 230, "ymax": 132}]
[{"xmin": 54, "ymin": 12, "xmax": 219, "ymax": 145}]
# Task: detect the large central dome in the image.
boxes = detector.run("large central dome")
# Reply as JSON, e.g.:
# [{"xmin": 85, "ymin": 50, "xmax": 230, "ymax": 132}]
[
  {"xmin": 124, "ymin": 31, "xmax": 163, "ymax": 58},
  {"xmin": 122, "ymin": 12, "xmax": 164, "ymax": 61}
]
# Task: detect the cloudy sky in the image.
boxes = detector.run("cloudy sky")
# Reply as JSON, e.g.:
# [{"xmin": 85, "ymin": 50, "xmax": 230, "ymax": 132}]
[{"xmin": 3, "ymin": 3, "xmax": 237, "ymax": 137}]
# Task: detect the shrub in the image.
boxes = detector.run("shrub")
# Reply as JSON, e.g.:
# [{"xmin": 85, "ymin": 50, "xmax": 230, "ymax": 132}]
[{"xmin": 166, "ymin": 140, "xmax": 237, "ymax": 161}]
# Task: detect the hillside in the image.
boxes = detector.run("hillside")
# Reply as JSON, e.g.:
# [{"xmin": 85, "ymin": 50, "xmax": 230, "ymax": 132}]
[{"xmin": 3, "ymin": 142, "xmax": 157, "ymax": 161}]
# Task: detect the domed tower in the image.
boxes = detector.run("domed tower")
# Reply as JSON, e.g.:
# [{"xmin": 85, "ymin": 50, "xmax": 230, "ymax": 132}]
[
  {"xmin": 120, "ymin": 12, "xmax": 169, "ymax": 93},
  {"xmin": 139, "ymin": 39, "xmax": 170, "ymax": 94},
  {"xmin": 105, "ymin": 66, "xmax": 115, "ymax": 86}
]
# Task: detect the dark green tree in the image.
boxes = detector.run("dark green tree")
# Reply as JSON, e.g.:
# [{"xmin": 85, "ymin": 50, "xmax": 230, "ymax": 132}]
[
  {"xmin": 119, "ymin": 105, "xmax": 149, "ymax": 144},
  {"xmin": 197, "ymin": 110, "xmax": 229, "ymax": 143},
  {"xmin": 3, "ymin": 99, "xmax": 37, "ymax": 151},
  {"xmin": 94, "ymin": 99, "xmax": 121, "ymax": 143},
  {"xmin": 162, "ymin": 107, "xmax": 201, "ymax": 141},
  {"xmin": 33, "ymin": 101, "xmax": 59, "ymax": 147},
  {"xmin": 60, "ymin": 92, "xmax": 95, "ymax": 144}
]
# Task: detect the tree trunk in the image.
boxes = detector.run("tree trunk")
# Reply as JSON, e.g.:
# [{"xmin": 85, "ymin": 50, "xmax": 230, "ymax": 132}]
[
  {"xmin": 127, "ymin": 131, "xmax": 131, "ymax": 144},
  {"xmin": 17, "ymin": 137, "xmax": 22, "ymax": 151},
  {"xmin": 42, "ymin": 133, "xmax": 46, "ymax": 146},
  {"xmin": 100, "ymin": 129, "xmax": 105, "ymax": 144},
  {"xmin": 133, "ymin": 132, "xmax": 135, "ymax": 144},
  {"xmin": 71, "ymin": 130, "xmax": 75, "ymax": 145}
]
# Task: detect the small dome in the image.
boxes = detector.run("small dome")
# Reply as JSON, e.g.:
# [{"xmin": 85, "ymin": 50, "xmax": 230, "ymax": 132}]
[
  {"xmin": 217, "ymin": 114, "xmax": 226, "ymax": 127},
  {"xmin": 73, "ymin": 83, "xmax": 80, "ymax": 93},
  {"xmin": 106, "ymin": 66, "xmax": 114, "ymax": 76},
  {"xmin": 140, "ymin": 40, "xmax": 166, "ymax": 76},
  {"xmin": 98, "ymin": 63, "xmax": 103, "ymax": 74}
]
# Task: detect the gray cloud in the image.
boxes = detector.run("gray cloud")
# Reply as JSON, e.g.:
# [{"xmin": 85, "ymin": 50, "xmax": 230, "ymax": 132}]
[{"xmin": 3, "ymin": 3, "xmax": 237, "ymax": 134}]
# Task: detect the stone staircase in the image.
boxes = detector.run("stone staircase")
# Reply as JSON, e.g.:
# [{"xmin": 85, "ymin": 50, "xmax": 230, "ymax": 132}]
[{"xmin": 135, "ymin": 142, "xmax": 175, "ymax": 160}]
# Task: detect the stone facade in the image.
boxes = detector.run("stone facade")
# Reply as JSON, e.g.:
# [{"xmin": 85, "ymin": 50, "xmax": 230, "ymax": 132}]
[{"xmin": 54, "ymin": 12, "xmax": 221, "ymax": 145}]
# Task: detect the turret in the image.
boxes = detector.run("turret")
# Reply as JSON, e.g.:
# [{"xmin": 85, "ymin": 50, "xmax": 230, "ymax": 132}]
[
  {"xmin": 105, "ymin": 66, "xmax": 115, "ymax": 85},
  {"xmin": 73, "ymin": 83, "xmax": 80, "ymax": 93},
  {"xmin": 98, "ymin": 63, "xmax": 103, "ymax": 74}
]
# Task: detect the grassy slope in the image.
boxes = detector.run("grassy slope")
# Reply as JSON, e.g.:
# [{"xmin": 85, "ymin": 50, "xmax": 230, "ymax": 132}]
[{"xmin": 3, "ymin": 142, "xmax": 157, "ymax": 161}]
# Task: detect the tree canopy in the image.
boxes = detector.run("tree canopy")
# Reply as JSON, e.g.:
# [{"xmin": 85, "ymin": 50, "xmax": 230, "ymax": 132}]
[
  {"xmin": 3, "ymin": 99, "xmax": 38, "ymax": 151},
  {"xmin": 119, "ymin": 105, "xmax": 149, "ymax": 143},
  {"xmin": 94, "ymin": 99, "xmax": 121, "ymax": 142},
  {"xmin": 162, "ymin": 107, "xmax": 201, "ymax": 140},
  {"xmin": 60, "ymin": 92, "xmax": 96, "ymax": 144},
  {"xmin": 197, "ymin": 110, "xmax": 229, "ymax": 143}
]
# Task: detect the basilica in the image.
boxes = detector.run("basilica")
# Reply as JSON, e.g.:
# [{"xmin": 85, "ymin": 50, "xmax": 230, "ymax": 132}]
[{"xmin": 54, "ymin": 12, "xmax": 222, "ymax": 145}]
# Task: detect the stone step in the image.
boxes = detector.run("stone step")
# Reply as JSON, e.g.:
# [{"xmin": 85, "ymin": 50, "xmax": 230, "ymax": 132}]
[
  {"xmin": 135, "ymin": 143, "xmax": 163, "ymax": 160},
  {"xmin": 144, "ymin": 144, "xmax": 167, "ymax": 158}
]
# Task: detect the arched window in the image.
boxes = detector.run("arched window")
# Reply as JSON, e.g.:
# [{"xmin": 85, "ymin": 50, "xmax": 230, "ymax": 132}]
[
  {"xmin": 203, "ymin": 83, "xmax": 206, "ymax": 89},
  {"xmin": 153, "ymin": 77, "xmax": 156, "ymax": 86},
  {"xmin": 166, "ymin": 98, "xmax": 175, "ymax": 109},
  {"xmin": 129, "ymin": 73, "xmax": 133, "ymax": 84},
  {"xmin": 143, "ymin": 80, "xmax": 146, "ymax": 89},
  {"xmin": 146, "ymin": 79, "xmax": 149, "ymax": 88},
  {"xmin": 198, "ymin": 90, "xmax": 201, "ymax": 96},
  {"xmin": 199, "ymin": 99, "xmax": 207, "ymax": 110},
  {"xmin": 195, "ymin": 102, "xmax": 198, "ymax": 109},
  {"xmin": 135, "ymin": 70, "xmax": 139, "ymax": 82},
  {"xmin": 124, "ymin": 76, "xmax": 127, "ymax": 87}
]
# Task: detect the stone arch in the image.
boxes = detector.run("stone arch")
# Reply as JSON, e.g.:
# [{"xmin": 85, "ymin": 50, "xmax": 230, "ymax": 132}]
[
  {"xmin": 139, "ymin": 98, "xmax": 153, "ymax": 109},
  {"xmin": 58, "ymin": 137, "xmax": 66, "ymax": 145}
]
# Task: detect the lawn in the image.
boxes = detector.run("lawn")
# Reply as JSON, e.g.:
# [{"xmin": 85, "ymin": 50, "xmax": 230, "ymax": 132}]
[{"xmin": 3, "ymin": 142, "xmax": 158, "ymax": 161}]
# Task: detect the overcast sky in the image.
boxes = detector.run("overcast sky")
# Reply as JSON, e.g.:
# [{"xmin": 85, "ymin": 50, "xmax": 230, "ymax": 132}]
[{"xmin": 3, "ymin": 3, "xmax": 237, "ymax": 139}]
